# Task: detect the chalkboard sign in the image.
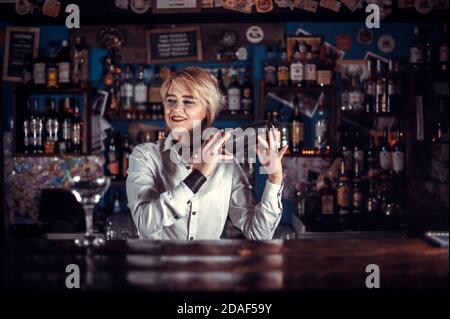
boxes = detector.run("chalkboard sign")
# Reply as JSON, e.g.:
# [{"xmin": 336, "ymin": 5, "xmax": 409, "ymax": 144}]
[
  {"xmin": 146, "ymin": 27, "xmax": 203, "ymax": 64},
  {"xmin": 2, "ymin": 27, "xmax": 40, "ymax": 82}
]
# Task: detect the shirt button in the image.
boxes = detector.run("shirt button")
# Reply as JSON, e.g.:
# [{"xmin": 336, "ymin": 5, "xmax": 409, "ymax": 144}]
[
  {"xmin": 192, "ymin": 211, "xmax": 196, "ymax": 215},
  {"xmin": 187, "ymin": 200, "xmax": 191, "ymax": 205},
  {"xmin": 186, "ymin": 165, "xmax": 191, "ymax": 170},
  {"xmin": 189, "ymin": 236, "xmax": 194, "ymax": 240}
]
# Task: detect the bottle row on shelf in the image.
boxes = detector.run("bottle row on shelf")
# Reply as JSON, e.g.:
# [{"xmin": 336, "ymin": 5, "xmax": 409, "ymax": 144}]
[
  {"xmin": 265, "ymin": 95, "xmax": 330, "ymax": 156},
  {"xmin": 294, "ymin": 124, "xmax": 407, "ymax": 231},
  {"xmin": 296, "ymin": 161, "xmax": 406, "ymax": 232},
  {"xmin": 102, "ymin": 59, "xmax": 255, "ymax": 121},
  {"xmin": 23, "ymin": 37, "xmax": 89, "ymax": 89},
  {"xmin": 340, "ymin": 59, "xmax": 402, "ymax": 115},
  {"xmin": 20, "ymin": 97, "xmax": 83, "ymax": 155},
  {"xmin": 105, "ymin": 129, "xmax": 166, "ymax": 181},
  {"xmin": 263, "ymin": 40, "xmax": 336, "ymax": 89}
]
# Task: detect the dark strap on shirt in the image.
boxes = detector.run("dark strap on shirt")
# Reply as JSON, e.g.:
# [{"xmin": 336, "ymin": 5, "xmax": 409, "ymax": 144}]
[{"xmin": 183, "ymin": 169, "xmax": 207, "ymax": 194}]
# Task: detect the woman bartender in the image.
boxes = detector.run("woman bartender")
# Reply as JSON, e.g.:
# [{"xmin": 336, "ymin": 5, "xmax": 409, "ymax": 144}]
[{"xmin": 126, "ymin": 67, "xmax": 288, "ymax": 240}]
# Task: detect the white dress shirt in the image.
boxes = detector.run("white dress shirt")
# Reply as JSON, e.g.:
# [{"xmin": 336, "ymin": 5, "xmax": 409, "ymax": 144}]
[{"xmin": 126, "ymin": 133, "xmax": 283, "ymax": 240}]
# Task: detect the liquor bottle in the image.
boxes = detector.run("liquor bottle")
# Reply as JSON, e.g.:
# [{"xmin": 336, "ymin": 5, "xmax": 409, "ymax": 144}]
[
  {"xmin": 107, "ymin": 130, "xmax": 119, "ymax": 180},
  {"xmin": 305, "ymin": 171, "xmax": 320, "ymax": 228},
  {"xmin": 340, "ymin": 80, "xmax": 350, "ymax": 112},
  {"xmin": 29, "ymin": 99, "xmax": 44, "ymax": 154},
  {"xmin": 353, "ymin": 130, "xmax": 364, "ymax": 174},
  {"xmin": 241, "ymin": 68, "xmax": 253, "ymax": 115},
  {"xmin": 22, "ymin": 53, "xmax": 33, "ymax": 86},
  {"xmin": 366, "ymin": 136, "xmax": 379, "ymax": 179},
  {"xmin": 104, "ymin": 192, "xmax": 138, "ymax": 240},
  {"xmin": 46, "ymin": 45, "xmax": 59, "ymax": 88},
  {"xmin": 386, "ymin": 59, "xmax": 399, "ymax": 114},
  {"xmin": 349, "ymin": 76, "xmax": 362, "ymax": 113},
  {"xmin": 375, "ymin": 59, "xmax": 387, "ymax": 114},
  {"xmin": 103, "ymin": 57, "xmax": 115, "ymax": 87},
  {"xmin": 60, "ymin": 97, "xmax": 73, "ymax": 154},
  {"xmin": 336, "ymin": 160, "xmax": 352, "ymax": 225},
  {"xmin": 71, "ymin": 102, "xmax": 82, "ymax": 153},
  {"xmin": 439, "ymin": 23, "xmax": 449, "ymax": 79},
  {"xmin": 317, "ymin": 44, "xmax": 332, "ymax": 87},
  {"xmin": 33, "ymin": 49, "xmax": 46, "ymax": 87},
  {"xmin": 217, "ymin": 68, "xmax": 227, "ymax": 95},
  {"xmin": 304, "ymin": 49, "xmax": 317, "ymax": 88},
  {"xmin": 434, "ymin": 98, "xmax": 449, "ymax": 143},
  {"xmin": 227, "ymin": 68, "xmax": 241, "ymax": 115},
  {"xmin": 379, "ymin": 127, "xmax": 392, "ymax": 172},
  {"xmin": 120, "ymin": 64, "xmax": 134, "ymax": 119},
  {"xmin": 148, "ymin": 66, "xmax": 162, "ymax": 120},
  {"xmin": 364, "ymin": 59, "xmax": 375, "ymax": 113},
  {"xmin": 314, "ymin": 99, "xmax": 328, "ymax": 153},
  {"xmin": 57, "ymin": 40, "xmax": 71, "ymax": 87},
  {"xmin": 71, "ymin": 36, "xmax": 89, "ymax": 86},
  {"xmin": 44, "ymin": 98, "xmax": 59, "ymax": 154},
  {"xmin": 366, "ymin": 179, "xmax": 380, "ymax": 220},
  {"xmin": 278, "ymin": 104, "xmax": 290, "ymax": 153},
  {"xmin": 144, "ymin": 131, "xmax": 153, "ymax": 143},
  {"xmin": 290, "ymin": 41, "xmax": 304, "ymax": 88},
  {"xmin": 264, "ymin": 45, "xmax": 277, "ymax": 86},
  {"xmin": 106, "ymin": 80, "xmax": 120, "ymax": 118},
  {"xmin": 23, "ymin": 100, "xmax": 32, "ymax": 154},
  {"xmin": 392, "ymin": 127, "xmax": 405, "ymax": 176},
  {"xmin": 320, "ymin": 177, "xmax": 336, "ymax": 222},
  {"xmin": 341, "ymin": 130, "xmax": 353, "ymax": 174},
  {"xmin": 423, "ymin": 26, "xmax": 433, "ymax": 76},
  {"xmin": 410, "ymin": 26, "xmax": 424, "ymax": 71},
  {"xmin": 121, "ymin": 134, "xmax": 131, "ymax": 180},
  {"xmin": 290, "ymin": 95, "xmax": 304, "ymax": 154},
  {"xmin": 277, "ymin": 45, "xmax": 289, "ymax": 87},
  {"xmin": 352, "ymin": 162, "xmax": 364, "ymax": 216},
  {"xmin": 134, "ymin": 64, "xmax": 148, "ymax": 120},
  {"xmin": 377, "ymin": 173, "xmax": 394, "ymax": 220}
]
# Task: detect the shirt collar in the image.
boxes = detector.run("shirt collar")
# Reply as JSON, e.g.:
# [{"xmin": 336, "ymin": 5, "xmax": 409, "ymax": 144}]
[{"xmin": 162, "ymin": 132, "xmax": 175, "ymax": 152}]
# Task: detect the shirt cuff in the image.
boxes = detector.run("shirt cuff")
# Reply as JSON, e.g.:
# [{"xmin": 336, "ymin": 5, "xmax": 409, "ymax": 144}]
[{"xmin": 183, "ymin": 169, "xmax": 207, "ymax": 194}]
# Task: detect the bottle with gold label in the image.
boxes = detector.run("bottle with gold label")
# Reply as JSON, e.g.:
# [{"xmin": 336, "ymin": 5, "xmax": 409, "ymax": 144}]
[
  {"xmin": 336, "ymin": 160, "xmax": 351, "ymax": 227},
  {"xmin": 46, "ymin": 45, "xmax": 59, "ymax": 88},
  {"xmin": 320, "ymin": 177, "xmax": 336, "ymax": 227},
  {"xmin": 277, "ymin": 45, "xmax": 289, "ymax": 87},
  {"xmin": 44, "ymin": 98, "xmax": 59, "ymax": 154},
  {"xmin": 290, "ymin": 95, "xmax": 304, "ymax": 155}
]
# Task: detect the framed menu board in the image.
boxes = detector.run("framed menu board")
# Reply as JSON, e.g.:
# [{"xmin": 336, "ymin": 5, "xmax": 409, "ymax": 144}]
[
  {"xmin": 2, "ymin": 27, "xmax": 40, "ymax": 82},
  {"xmin": 146, "ymin": 27, "xmax": 203, "ymax": 64},
  {"xmin": 152, "ymin": 0, "xmax": 201, "ymax": 13}
]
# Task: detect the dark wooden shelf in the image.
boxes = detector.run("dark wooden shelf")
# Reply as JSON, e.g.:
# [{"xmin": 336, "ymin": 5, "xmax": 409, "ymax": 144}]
[
  {"xmin": 342, "ymin": 111, "xmax": 399, "ymax": 118},
  {"xmin": 13, "ymin": 153, "xmax": 87, "ymax": 158},
  {"xmin": 216, "ymin": 113, "xmax": 254, "ymax": 121},
  {"xmin": 107, "ymin": 117, "xmax": 165, "ymax": 123},
  {"xmin": 264, "ymin": 86, "xmax": 334, "ymax": 93},
  {"xmin": 14, "ymin": 85, "xmax": 89, "ymax": 95},
  {"xmin": 284, "ymin": 153, "xmax": 332, "ymax": 158}
]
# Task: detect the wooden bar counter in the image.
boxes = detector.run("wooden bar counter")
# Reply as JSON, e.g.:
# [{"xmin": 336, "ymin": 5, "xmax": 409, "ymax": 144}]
[{"xmin": 1, "ymin": 237, "xmax": 448, "ymax": 293}]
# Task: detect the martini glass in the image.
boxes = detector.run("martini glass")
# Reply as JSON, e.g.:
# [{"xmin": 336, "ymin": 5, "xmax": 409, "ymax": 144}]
[{"xmin": 70, "ymin": 175, "xmax": 111, "ymax": 247}]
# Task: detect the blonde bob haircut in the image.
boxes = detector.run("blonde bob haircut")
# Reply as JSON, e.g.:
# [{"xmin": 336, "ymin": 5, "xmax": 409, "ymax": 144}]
[{"xmin": 160, "ymin": 67, "xmax": 226, "ymax": 127}]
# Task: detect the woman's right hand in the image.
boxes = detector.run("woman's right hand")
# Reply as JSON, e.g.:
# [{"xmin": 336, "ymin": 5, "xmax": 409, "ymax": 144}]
[{"xmin": 190, "ymin": 130, "xmax": 233, "ymax": 177}]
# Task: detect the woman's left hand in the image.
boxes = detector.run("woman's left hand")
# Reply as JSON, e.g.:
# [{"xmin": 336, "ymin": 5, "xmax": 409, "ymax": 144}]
[{"xmin": 256, "ymin": 129, "xmax": 288, "ymax": 185}]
